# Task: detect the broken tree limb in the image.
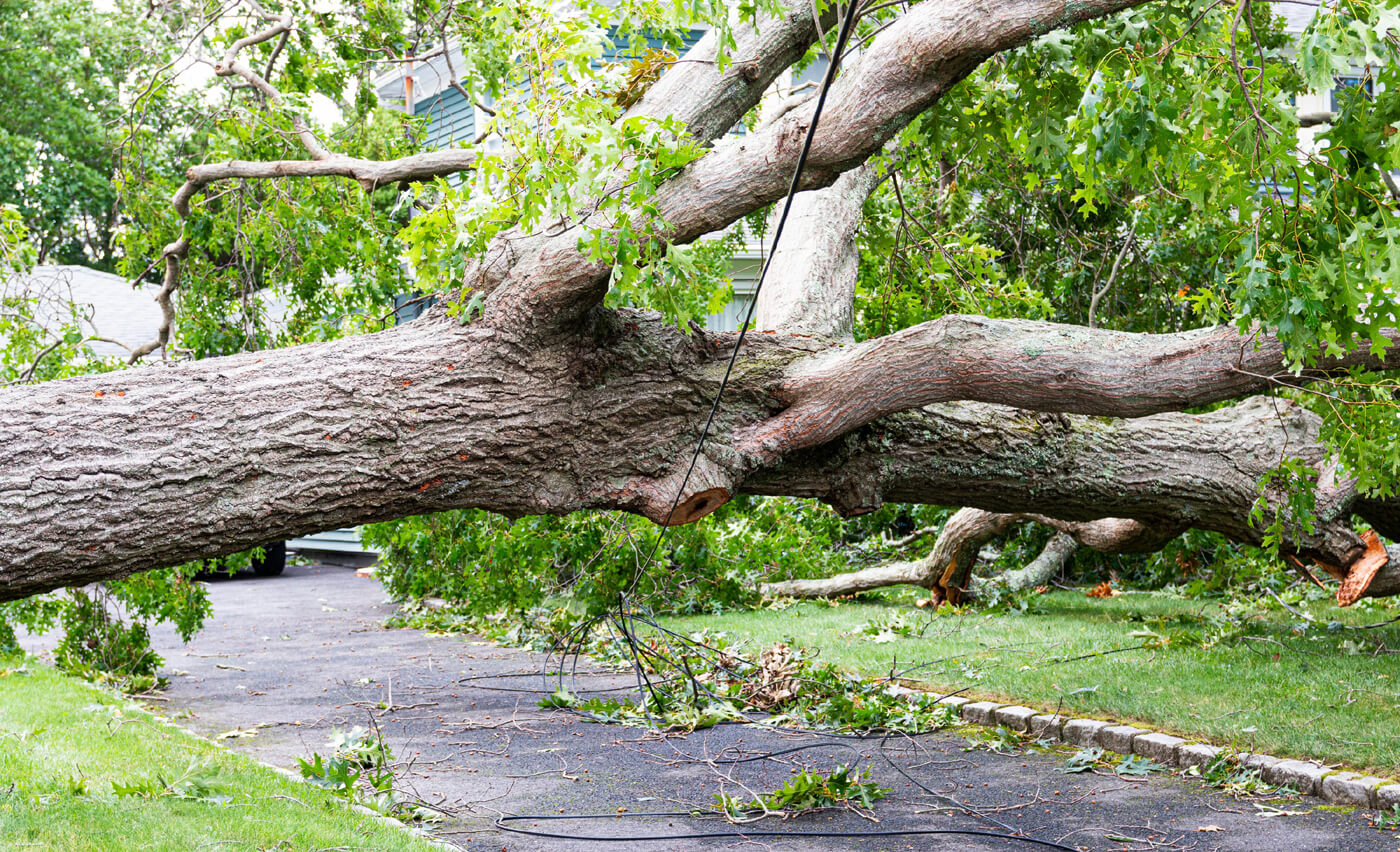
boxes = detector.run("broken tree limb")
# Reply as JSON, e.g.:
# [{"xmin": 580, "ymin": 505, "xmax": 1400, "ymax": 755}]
[
  {"xmin": 760, "ymin": 509, "xmax": 1172, "ymax": 603},
  {"xmin": 6, "ymin": 306, "xmax": 1400, "ymax": 602},
  {"xmin": 758, "ymin": 508, "xmax": 1015, "ymax": 601},
  {"xmin": 970, "ymin": 532, "xmax": 1079, "ymax": 597}
]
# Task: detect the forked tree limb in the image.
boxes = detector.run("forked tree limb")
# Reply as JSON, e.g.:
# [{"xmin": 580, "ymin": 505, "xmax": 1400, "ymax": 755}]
[
  {"xmin": 481, "ymin": 0, "xmax": 1156, "ymax": 331},
  {"xmin": 737, "ymin": 318, "xmax": 1400, "ymax": 461},
  {"xmin": 759, "ymin": 508, "xmax": 1016, "ymax": 600},
  {"xmin": 131, "ymin": 5, "xmax": 333, "ymax": 363},
  {"xmin": 212, "ymin": 11, "xmax": 330, "ymax": 160}
]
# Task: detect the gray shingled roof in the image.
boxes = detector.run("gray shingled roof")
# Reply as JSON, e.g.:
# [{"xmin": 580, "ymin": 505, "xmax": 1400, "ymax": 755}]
[
  {"xmin": 1280, "ymin": 2, "xmax": 1319, "ymax": 32},
  {"xmin": 11, "ymin": 265, "xmax": 163, "ymax": 359}
]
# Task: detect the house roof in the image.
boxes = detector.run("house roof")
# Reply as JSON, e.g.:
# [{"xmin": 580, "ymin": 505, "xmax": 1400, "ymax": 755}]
[
  {"xmin": 12, "ymin": 265, "xmax": 163, "ymax": 359},
  {"xmin": 1280, "ymin": 3, "xmax": 1319, "ymax": 32}
]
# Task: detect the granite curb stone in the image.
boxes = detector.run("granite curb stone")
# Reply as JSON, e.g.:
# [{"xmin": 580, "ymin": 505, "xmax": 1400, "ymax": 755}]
[
  {"xmin": 929, "ymin": 692, "xmax": 1399, "ymax": 809},
  {"xmin": 960, "ymin": 701, "xmax": 1002, "ymax": 726},
  {"xmin": 1132, "ymin": 732, "xmax": 1184, "ymax": 765},
  {"xmin": 1263, "ymin": 759, "xmax": 1327, "ymax": 796},
  {"xmin": 1097, "ymin": 724, "xmax": 1147, "ymax": 755},
  {"xmin": 1320, "ymin": 772, "xmax": 1377, "ymax": 807},
  {"xmin": 1176, "ymin": 743, "xmax": 1221, "ymax": 769},
  {"xmin": 1029, "ymin": 714, "xmax": 1067, "ymax": 739},
  {"xmin": 993, "ymin": 705, "xmax": 1039, "ymax": 732},
  {"xmin": 1240, "ymin": 752, "xmax": 1281, "ymax": 774},
  {"xmin": 937, "ymin": 695, "xmax": 971, "ymax": 711},
  {"xmin": 1061, "ymin": 718, "xmax": 1108, "ymax": 748}
]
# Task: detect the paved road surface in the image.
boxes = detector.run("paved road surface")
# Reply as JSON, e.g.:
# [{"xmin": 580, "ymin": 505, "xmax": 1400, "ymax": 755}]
[{"xmin": 27, "ymin": 562, "xmax": 1395, "ymax": 851}]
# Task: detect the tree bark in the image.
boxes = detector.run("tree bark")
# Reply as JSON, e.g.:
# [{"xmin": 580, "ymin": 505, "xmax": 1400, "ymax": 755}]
[
  {"xmin": 4, "ymin": 306, "xmax": 1397, "ymax": 602},
  {"xmin": 7, "ymin": 0, "xmax": 1400, "ymax": 614},
  {"xmin": 756, "ymin": 163, "xmax": 881, "ymax": 339}
]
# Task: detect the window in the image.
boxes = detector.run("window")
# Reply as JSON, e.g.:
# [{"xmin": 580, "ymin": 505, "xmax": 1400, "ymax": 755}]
[{"xmin": 1331, "ymin": 75, "xmax": 1373, "ymax": 112}]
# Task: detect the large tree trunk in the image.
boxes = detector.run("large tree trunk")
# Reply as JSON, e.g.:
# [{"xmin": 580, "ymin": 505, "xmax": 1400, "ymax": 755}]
[
  {"xmin": 6, "ymin": 0, "xmax": 1400, "ymax": 610},
  {"xmin": 4, "ymin": 307, "xmax": 1399, "ymax": 602}
]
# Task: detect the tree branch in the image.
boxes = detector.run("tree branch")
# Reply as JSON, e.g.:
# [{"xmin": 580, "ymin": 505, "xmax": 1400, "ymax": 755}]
[
  {"xmin": 737, "ymin": 317, "xmax": 1400, "ymax": 462},
  {"xmin": 623, "ymin": 0, "xmax": 840, "ymax": 145},
  {"xmin": 172, "ymin": 150, "xmax": 480, "ymax": 216},
  {"xmin": 483, "ymin": 0, "xmax": 1155, "ymax": 332},
  {"xmin": 212, "ymin": 10, "xmax": 329, "ymax": 160},
  {"xmin": 755, "ymin": 161, "xmax": 882, "ymax": 339}
]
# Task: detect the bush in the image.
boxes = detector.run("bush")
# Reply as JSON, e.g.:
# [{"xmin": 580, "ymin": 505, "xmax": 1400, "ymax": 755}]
[{"xmin": 1, "ymin": 560, "xmax": 217, "ymax": 690}]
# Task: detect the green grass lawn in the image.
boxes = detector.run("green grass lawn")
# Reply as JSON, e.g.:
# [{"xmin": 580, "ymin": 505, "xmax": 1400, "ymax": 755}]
[
  {"xmin": 0, "ymin": 654, "xmax": 433, "ymax": 852},
  {"xmin": 663, "ymin": 590, "xmax": 1400, "ymax": 775}
]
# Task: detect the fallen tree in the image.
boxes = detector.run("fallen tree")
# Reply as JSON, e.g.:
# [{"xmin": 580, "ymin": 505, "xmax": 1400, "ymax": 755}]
[{"xmin": 4, "ymin": 0, "xmax": 1400, "ymax": 609}]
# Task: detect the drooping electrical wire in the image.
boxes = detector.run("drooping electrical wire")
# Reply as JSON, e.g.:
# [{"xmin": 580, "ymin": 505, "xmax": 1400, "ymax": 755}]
[
  {"xmin": 504, "ymin": 4, "xmax": 1087, "ymax": 849},
  {"xmin": 495, "ymin": 814, "xmax": 1083, "ymax": 849},
  {"xmin": 626, "ymin": 0, "xmax": 865, "ymax": 582}
]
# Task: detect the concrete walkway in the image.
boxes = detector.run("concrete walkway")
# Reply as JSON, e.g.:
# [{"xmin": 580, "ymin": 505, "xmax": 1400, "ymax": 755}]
[{"xmin": 35, "ymin": 562, "xmax": 1393, "ymax": 851}]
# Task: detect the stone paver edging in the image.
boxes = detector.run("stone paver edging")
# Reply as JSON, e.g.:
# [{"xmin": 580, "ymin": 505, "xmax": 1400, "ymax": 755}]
[{"xmin": 929, "ymin": 692, "xmax": 1400, "ymax": 811}]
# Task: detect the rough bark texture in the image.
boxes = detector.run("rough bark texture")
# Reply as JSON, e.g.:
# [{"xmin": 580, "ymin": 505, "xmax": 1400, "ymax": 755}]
[
  {"xmin": 5, "ymin": 306, "xmax": 1397, "ymax": 602},
  {"xmin": 6, "ymin": 0, "xmax": 1400, "ymax": 611},
  {"xmin": 756, "ymin": 164, "xmax": 881, "ymax": 339},
  {"xmin": 740, "ymin": 318, "xmax": 1400, "ymax": 461}
]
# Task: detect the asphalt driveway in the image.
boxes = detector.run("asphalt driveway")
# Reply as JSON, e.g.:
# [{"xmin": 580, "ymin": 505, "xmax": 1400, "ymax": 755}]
[{"xmin": 28, "ymin": 561, "xmax": 1395, "ymax": 851}]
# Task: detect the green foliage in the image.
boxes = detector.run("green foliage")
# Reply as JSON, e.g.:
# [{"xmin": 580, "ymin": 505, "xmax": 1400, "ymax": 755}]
[
  {"xmin": 297, "ymin": 724, "xmax": 439, "ymax": 823},
  {"xmin": 1114, "ymin": 753, "xmax": 1168, "ymax": 776},
  {"xmin": 1372, "ymin": 804, "xmax": 1400, "ymax": 831},
  {"xmin": 1185, "ymin": 752, "xmax": 1283, "ymax": 797},
  {"xmin": 365, "ymin": 498, "xmax": 947, "ymax": 617},
  {"xmin": 296, "ymin": 751, "xmax": 365, "ymax": 798},
  {"xmin": 1, "ymin": 562, "xmax": 213, "ymax": 692},
  {"xmin": 0, "ymin": 0, "xmax": 169, "ymax": 267},
  {"xmin": 516, "ymin": 617, "xmax": 960, "ymax": 734},
  {"xmin": 1060, "ymin": 746, "xmax": 1104, "ymax": 773},
  {"xmin": 1252, "ymin": 459, "xmax": 1321, "ymax": 556},
  {"xmin": 121, "ymin": 103, "xmax": 415, "ymax": 358},
  {"xmin": 110, "ymin": 757, "xmax": 229, "ymax": 803},
  {"xmin": 397, "ymin": 0, "xmax": 717, "ymax": 326},
  {"xmin": 53, "ymin": 593, "xmax": 162, "ymax": 684},
  {"xmin": 0, "ymin": 206, "xmax": 34, "ymax": 272},
  {"xmin": 715, "ymin": 764, "xmax": 889, "ymax": 820}
]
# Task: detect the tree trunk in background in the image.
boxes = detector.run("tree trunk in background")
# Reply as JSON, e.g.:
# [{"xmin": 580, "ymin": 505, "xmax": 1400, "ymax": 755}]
[{"xmin": 972, "ymin": 532, "xmax": 1079, "ymax": 596}]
